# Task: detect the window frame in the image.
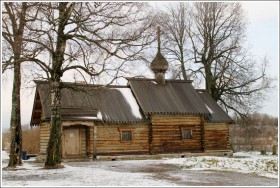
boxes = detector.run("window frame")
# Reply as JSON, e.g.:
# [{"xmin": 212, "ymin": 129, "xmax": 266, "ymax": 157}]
[
  {"xmin": 181, "ymin": 128, "xmax": 192, "ymax": 139},
  {"xmin": 119, "ymin": 128, "xmax": 134, "ymax": 143}
]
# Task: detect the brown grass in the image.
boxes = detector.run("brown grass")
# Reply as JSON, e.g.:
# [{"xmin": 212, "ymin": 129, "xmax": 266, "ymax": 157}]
[
  {"xmin": 22, "ymin": 125, "xmax": 40, "ymax": 154},
  {"xmin": 2, "ymin": 124, "xmax": 40, "ymax": 154}
]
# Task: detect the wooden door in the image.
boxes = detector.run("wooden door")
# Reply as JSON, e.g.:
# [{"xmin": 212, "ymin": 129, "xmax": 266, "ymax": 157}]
[{"xmin": 63, "ymin": 128, "xmax": 80, "ymax": 155}]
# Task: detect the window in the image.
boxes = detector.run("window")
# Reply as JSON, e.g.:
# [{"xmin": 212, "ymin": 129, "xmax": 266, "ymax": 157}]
[
  {"xmin": 121, "ymin": 130, "xmax": 132, "ymax": 142},
  {"xmin": 182, "ymin": 128, "xmax": 192, "ymax": 139},
  {"xmin": 119, "ymin": 128, "xmax": 135, "ymax": 143}
]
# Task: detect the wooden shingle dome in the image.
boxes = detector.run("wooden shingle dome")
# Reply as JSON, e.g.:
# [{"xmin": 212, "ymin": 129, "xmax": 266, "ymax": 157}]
[{"xmin": 150, "ymin": 51, "xmax": 169, "ymax": 73}]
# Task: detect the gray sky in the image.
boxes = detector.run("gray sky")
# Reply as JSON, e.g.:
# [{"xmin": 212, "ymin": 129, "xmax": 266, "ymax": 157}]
[{"xmin": 1, "ymin": 1, "xmax": 279, "ymax": 131}]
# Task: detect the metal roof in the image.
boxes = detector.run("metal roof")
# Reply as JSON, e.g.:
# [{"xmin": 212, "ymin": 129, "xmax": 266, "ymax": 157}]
[
  {"xmin": 32, "ymin": 82, "xmax": 145, "ymax": 124},
  {"xmin": 31, "ymin": 80, "xmax": 233, "ymax": 125},
  {"xmin": 196, "ymin": 90, "xmax": 234, "ymax": 123},
  {"xmin": 128, "ymin": 79, "xmax": 211, "ymax": 116}
]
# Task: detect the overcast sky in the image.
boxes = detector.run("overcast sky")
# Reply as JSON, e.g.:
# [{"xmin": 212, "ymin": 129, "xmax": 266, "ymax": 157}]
[{"xmin": 1, "ymin": 1, "xmax": 279, "ymax": 131}]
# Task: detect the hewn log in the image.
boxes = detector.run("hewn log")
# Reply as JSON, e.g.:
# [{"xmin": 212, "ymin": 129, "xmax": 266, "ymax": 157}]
[
  {"xmin": 204, "ymin": 123, "xmax": 230, "ymax": 150},
  {"xmin": 151, "ymin": 114, "xmax": 203, "ymax": 153}
]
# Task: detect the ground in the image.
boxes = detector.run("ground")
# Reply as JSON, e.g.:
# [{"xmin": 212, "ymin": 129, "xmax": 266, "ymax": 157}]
[{"xmin": 1, "ymin": 151, "xmax": 278, "ymax": 187}]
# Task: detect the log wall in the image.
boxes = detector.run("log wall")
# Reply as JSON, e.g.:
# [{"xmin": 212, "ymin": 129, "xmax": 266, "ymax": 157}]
[
  {"xmin": 204, "ymin": 123, "xmax": 230, "ymax": 150},
  {"xmin": 151, "ymin": 114, "xmax": 203, "ymax": 153},
  {"xmin": 95, "ymin": 124, "xmax": 149, "ymax": 155},
  {"xmin": 38, "ymin": 118, "xmax": 229, "ymax": 157},
  {"xmin": 39, "ymin": 123, "xmax": 50, "ymax": 154}
]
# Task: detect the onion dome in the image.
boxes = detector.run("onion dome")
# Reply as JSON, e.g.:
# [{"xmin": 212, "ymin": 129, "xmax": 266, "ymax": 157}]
[
  {"xmin": 151, "ymin": 51, "xmax": 169, "ymax": 73},
  {"xmin": 150, "ymin": 26, "xmax": 169, "ymax": 74}
]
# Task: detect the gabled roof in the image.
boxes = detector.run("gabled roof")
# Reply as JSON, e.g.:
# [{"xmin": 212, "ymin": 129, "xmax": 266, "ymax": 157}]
[
  {"xmin": 196, "ymin": 90, "xmax": 233, "ymax": 123},
  {"xmin": 31, "ymin": 81, "xmax": 145, "ymax": 125},
  {"xmin": 128, "ymin": 78, "xmax": 210, "ymax": 116},
  {"xmin": 31, "ymin": 79, "xmax": 233, "ymax": 125}
]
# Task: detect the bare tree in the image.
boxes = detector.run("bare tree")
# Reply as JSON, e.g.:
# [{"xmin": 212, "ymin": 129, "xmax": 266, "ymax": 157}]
[
  {"xmin": 157, "ymin": 3, "xmax": 190, "ymax": 80},
  {"xmin": 2, "ymin": 2, "xmax": 41, "ymax": 168},
  {"xmin": 24, "ymin": 2, "xmax": 154, "ymax": 168},
  {"xmin": 160, "ymin": 2, "xmax": 272, "ymax": 117},
  {"xmin": 230, "ymin": 113, "xmax": 278, "ymax": 152}
]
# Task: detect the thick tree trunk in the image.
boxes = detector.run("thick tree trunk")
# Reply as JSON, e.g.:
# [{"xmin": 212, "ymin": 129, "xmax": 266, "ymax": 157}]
[
  {"xmin": 44, "ymin": 3, "xmax": 70, "ymax": 168},
  {"xmin": 45, "ymin": 80, "xmax": 63, "ymax": 168},
  {"xmin": 5, "ymin": 2, "xmax": 28, "ymax": 168},
  {"xmin": 8, "ymin": 60, "xmax": 22, "ymax": 167}
]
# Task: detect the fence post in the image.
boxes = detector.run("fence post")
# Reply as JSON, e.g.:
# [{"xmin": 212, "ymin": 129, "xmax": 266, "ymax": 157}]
[{"xmin": 272, "ymin": 145, "xmax": 277, "ymax": 155}]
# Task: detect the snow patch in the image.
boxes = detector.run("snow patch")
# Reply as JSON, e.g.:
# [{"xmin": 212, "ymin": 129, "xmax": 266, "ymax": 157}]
[
  {"xmin": 2, "ymin": 150, "xmax": 9, "ymax": 160},
  {"xmin": 97, "ymin": 111, "xmax": 103, "ymax": 120},
  {"xmin": 163, "ymin": 152, "xmax": 278, "ymax": 179},
  {"xmin": 205, "ymin": 104, "xmax": 214, "ymax": 113},
  {"xmin": 116, "ymin": 88, "xmax": 142, "ymax": 119}
]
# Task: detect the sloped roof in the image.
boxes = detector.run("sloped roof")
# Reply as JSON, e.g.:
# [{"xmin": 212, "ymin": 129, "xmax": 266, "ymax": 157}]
[
  {"xmin": 128, "ymin": 78, "xmax": 210, "ymax": 116},
  {"xmin": 32, "ymin": 81, "xmax": 145, "ymax": 124},
  {"xmin": 31, "ymin": 79, "xmax": 233, "ymax": 125},
  {"xmin": 196, "ymin": 90, "xmax": 233, "ymax": 123}
]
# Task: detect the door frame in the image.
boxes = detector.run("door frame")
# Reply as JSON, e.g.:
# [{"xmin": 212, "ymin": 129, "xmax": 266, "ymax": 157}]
[{"xmin": 62, "ymin": 126, "xmax": 82, "ymax": 157}]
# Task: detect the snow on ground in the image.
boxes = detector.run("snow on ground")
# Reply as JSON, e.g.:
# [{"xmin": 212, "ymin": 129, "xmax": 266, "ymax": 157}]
[
  {"xmin": 1, "ymin": 151, "xmax": 278, "ymax": 186},
  {"xmin": 2, "ymin": 163, "xmax": 176, "ymax": 187},
  {"xmin": 1, "ymin": 150, "xmax": 9, "ymax": 160},
  {"xmin": 1, "ymin": 150, "xmax": 176, "ymax": 187},
  {"xmin": 163, "ymin": 152, "xmax": 278, "ymax": 179}
]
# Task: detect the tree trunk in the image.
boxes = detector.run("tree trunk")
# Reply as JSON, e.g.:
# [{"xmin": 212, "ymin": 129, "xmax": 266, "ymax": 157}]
[
  {"xmin": 205, "ymin": 63, "xmax": 213, "ymax": 96},
  {"xmin": 180, "ymin": 48, "xmax": 188, "ymax": 80},
  {"xmin": 45, "ymin": 80, "xmax": 63, "ymax": 168},
  {"xmin": 5, "ymin": 2, "xmax": 28, "ymax": 168},
  {"xmin": 45, "ymin": 3, "xmax": 69, "ymax": 168},
  {"xmin": 8, "ymin": 60, "xmax": 22, "ymax": 167}
]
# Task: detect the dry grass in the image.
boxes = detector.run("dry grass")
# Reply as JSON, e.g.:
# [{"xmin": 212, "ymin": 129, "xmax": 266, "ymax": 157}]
[
  {"xmin": 22, "ymin": 125, "xmax": 40, "ymax": 154},
  {"xmin": 2, "ymin": 125, "xmax": 40, "ymax": 154}
]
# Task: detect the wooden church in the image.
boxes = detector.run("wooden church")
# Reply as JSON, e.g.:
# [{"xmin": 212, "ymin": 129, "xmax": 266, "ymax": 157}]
[{"xmin": 30, "ymin": 28, "xmax": 233, "ymax": 160}]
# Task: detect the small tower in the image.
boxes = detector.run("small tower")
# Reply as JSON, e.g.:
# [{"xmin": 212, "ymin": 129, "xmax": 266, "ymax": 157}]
[{"xmin": 150, "ymin": 26, "xmax": 169, "ymax": 85}]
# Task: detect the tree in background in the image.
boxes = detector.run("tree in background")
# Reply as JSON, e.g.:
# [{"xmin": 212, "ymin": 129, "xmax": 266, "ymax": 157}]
[
  {"xmin": 230, "ymin": 113, "xmax": 278, "ymax": 152},
  {"xmin": 156, "ymin": 3, "xmax": 190, "ymax": 81},
  {"xmin": 159, "ymin": 2, "xmax": 272, "ymax": 117},
  {"xmin": 2, "ymin": 2, "xmax": 41, "ymax": 168},
  {"xmin": 23, "ymin": 2, "xmax": 155, "ymax": 168}
]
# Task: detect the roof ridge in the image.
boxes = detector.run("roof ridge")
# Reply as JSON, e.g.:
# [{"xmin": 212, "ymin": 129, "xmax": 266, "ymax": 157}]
[
  {"xmin": 126, "ymin": 77, "xmax": 193, "ymax": 83},
  {"xmin": 34, "ymin": 80, "xmax": 128, "ymax": 88}
]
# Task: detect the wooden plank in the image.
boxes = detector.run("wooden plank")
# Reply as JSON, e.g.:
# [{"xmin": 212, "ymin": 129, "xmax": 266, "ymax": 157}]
[
  {"xmin": 62, "ymin": 121, "xmax": 94, "ymax": 127},
  {"xmin": 40, "ymin": 124, "xmax": 50, "ymax": 154}
]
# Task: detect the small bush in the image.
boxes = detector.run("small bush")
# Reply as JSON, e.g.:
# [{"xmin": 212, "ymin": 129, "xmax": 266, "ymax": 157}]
[{"xmin": 260, "ymin": 150, "xmax": 266, "ymax": 155}]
